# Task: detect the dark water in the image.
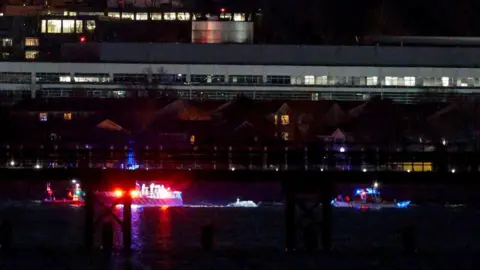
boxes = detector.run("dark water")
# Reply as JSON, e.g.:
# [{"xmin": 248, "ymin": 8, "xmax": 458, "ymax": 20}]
[{"xmin": 0, "ymin": 203, "xmax": 479, "ymax": 269}]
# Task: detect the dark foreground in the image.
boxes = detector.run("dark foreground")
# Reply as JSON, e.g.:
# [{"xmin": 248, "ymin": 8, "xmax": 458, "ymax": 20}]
[{"xmin": 0, "ymin": 203, "xmax": 478, "ymax": 269}]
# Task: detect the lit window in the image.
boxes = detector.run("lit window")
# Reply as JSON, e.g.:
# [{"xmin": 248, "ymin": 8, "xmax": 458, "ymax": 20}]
[
  {"xmin": 75, "ymin": 20, "xmax": 83, "ymax": 33},
  {"xmin": 274, "ymin": 115, "xmax": 278, "ymax": 125},
  {"xmin": 304, "ymin": 75, "xmax": 315, "ymax": 85},
  {"xmin": 281, "ymin": 115, "xmax": 289, "ymax": 125},
  {"xmin": 63, "ymin": 112, "xmax": 72, "ymax": 120},
  {"xmin": 164, "ymin": 12, "xmax": 176, "ymax": 20},
  {"xmin": 86, "ymin": 20, "xmax": 95, "ymax": 32},
  {"xmin": 25, "ymin": 37, "xmax": 39, "ymax": 46},
  {"xmin": 46, "ymin": 20, "xmax": 62, "ymax": 33},
  {"xmin": 62, "ymin": 20, "xmax": 75, "ymax": 33},
  {"xmin": 281, "ymin": 132, "xmax": 289, "ymax": 141},
  {"xmin": 25, "ymin": 50, "xmax": 39, "ymax": 60},
  {"xmin": 385, "ymin": 76, "xmax": 398, "ymax": 86},
  {"xmin": 108, "ymin": 12, "xmax": 120, "ymax": 18},
  {"xmin": 39, "ymin": 112, "xmax": 48, "ymax": 122},
  {"xmin": 220, "ymin": 13, "xmax": 232, "ymax": 20},
  {"xmin": 59, "ymin": 75, "xmax": 71, "ymax": 82},
  {"xmin": 177, "ymin": 13, "xmax": 190, "ymax": 21},
  {"xmin": 74, "ymin": 76, "xmax": 110, "ymax": 83},
  {"xmin": 136, "ymin": 13, "xmax": 148, "ymax": 20},
  {"xmin": 64, "ymin": 11, "xmax": 77, "ymax": 16},
  {"xmin": 233, "ymin": 13, "xmax": 246, "ymax": 21},
  {"xmin": 190, "ymin": 135, "xmax": 195, "ymax": 144},
  {"xmin": 151, "ymin": 13, "xmax": 162, "ymax": 20},
  {"xmin": 122, "ymin": 13, "xmax": 134, "ymax": 20},
  {"xmin": 41, "ymin": 20, "xmax": 47, "ymax": 33},
  {"xmin": 316, "ymin": 76, "xmax": 328, "ymax": 85},
  {"xmin": 366, "ymin": 76, "xmax": 378, "ymax": 86},
  {"xmin": 404, "ymin": 76, "xmax": 415, "ymax": 86},
  {"xmin": 441, "ymin": 77, "xmax": 450, "ymax": 87}
]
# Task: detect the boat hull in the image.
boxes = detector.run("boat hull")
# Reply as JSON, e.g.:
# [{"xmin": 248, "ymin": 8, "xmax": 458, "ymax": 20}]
[
  {"xmin": 96, "ymin": 193, "xmax": 183, "ymax": 206},
  {"xmin": 332, "ymin": 201, "xmax": 410, "ymax": 209}
]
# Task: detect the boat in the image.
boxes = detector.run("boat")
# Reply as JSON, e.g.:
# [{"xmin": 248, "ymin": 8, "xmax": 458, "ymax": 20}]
[
  {"xmin": 96, "ymin": 182, "xmax": 183, "ymax": 206},
  {"xmin": 42, "ymin": 181, "xmax": 85, "ymax": 206},
  {"xmin": 331, "ymin": 182, "xmax": 411, "ymax": 209},
  {"xmin": 227, "ymin": 198, "xmax": 260, "ymax": 207}
]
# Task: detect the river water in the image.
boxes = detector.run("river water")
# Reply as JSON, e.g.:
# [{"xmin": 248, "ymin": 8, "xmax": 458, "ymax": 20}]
[{"xmin": 0, "ymin": 202, "xmax": 479, "ymax": 270}]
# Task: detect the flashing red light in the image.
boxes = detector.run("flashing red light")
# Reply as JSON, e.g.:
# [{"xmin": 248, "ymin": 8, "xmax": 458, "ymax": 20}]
[
  {"xmin": 220, "ymin": 8, "xmax": 226, "ymax": 12},
  {"xmin": 79, "ymin": 36, "xmax": 86, "ymax": 43},
  {"xmin": 113, "ymin": 189, "xmax": 124, "ymax": 198},
  {"xmin": 130, "ymin": 190, "xmax": 139, "ymax": 198}
]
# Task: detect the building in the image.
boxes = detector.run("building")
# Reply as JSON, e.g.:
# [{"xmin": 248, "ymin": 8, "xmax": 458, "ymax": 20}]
[{"xmin": 1, "ymin": 43, "xmax": 480, "ymax": 103}]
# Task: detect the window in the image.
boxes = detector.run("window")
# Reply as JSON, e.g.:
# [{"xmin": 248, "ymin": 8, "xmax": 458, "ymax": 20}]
[
  {"xmin": 74, "ymin": 74, "xmax": 110, "ymax": 83},
  {"xmin": 41, "ymin": 20, "xmax": 47, "ymax": 33},
  {"xmin": 62, "ymin": 20, "xmax": 75, "ymax": 33},
  {"xmin": 177, "ymin": 13, "xmax": 190, "ymax": 21},
  {"xmin": 281, "ymin": 115, "xmax": 289, "ymax": 125},
  {"xmin": 404, "ymin": 76, "xmax": 415, "ymax": 86},
  {"xmin": 441, "ymin": 77, "xmax": 450, "ymax": 87},
  {"xmin": 136, "ymin": 13, "xmax": 148, "ymax": 20},
  {"xmin": 151, "ymin": 13, "xmax": 162, "ymax": 20},
  {"xmin": 59, "ymin": 75, "xmax": 71, "ymax": 82},
  {"xmin": 39, "ymin": 112, "xmax": 48, "ymax": 122},
  {"xmin": 220, "ymin": 13, "xmax": 232, "ymax": 20},
  {"xmin": 191, "ymin": 75, "xmax": 224, "ymax": 84},
  {"xmin": 229, "ymin": 75, "xmax": 262, "ymax": 84},
  {"xmin": 190, "ymin": 135, "xmax": 195, "ymax": 144},
  {"xmin": 1, "ymin": 38, "xmax": 12, "ymax": 47},
  {"xmin": 0, "ymin": 72, "xmax": 31, "ymax": 83},
  {"xmin": 274, "ymin": 115, "xmax": 278, "ymax": 125},
  {"xmin": 25, "ymin": 37, "xmax": 39, "ymax": 46},
  {"xmin": 122, "ymin": 13, "xmax": 134, "ymax": 20},
  {"xmin": 63, "ymin": 112, "xmax": 72, "ymax": 120},
  {"xmin": 281, "ymin": 132, "xmax": 290, "ymax": 141},
  {"xmin": 108, "ymin": 12, "xmax": 120, "ymax": 18},
  {"xmin": 233, "ymin": 13, "xmax": 246, "ymax": 21},
  {"xmin": 75, "ymin": 20, "xmax": 83, "ymax": 33},
  {"xmin": 366, "ymin": 76, "xmax": 378, "ymax": 86},
  {"xmin": 385, "ymin": 76, "xmax": 399, "ymax": 86},
  {"xmin": 64, "ymin": 11, "xmax": 77, "ymax": 16},
  {"xmin": 267, "ymin": 76, "xmax": 290, "ymax": 85},
  {"xmin": 37, "ymin": 73, "xmax": 70, "ymax": 83},
  {"xmin": 25, "ymin": 51, "xmax": 39, "ymax": 60},
  {"xmin": 316, "ymin": 76, "xmax": 328, "ymax": 85},
  {"xmin": 304, "ymin": 75, "xmax": 315, "ymax": 85},
  {"xmin": 164, "ymin": 12, "xmax": 176, "ymax": 20},
  {"xmin": 86, "ymin": 20, "xmax": 95, "ymax": 32}
]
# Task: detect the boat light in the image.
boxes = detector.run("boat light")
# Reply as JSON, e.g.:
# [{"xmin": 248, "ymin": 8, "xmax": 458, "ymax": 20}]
[
  {"xmin": 339, "ymin": 147, "xmax": 345, "ymax": 153},
  {"xmin": 130, "ymin": 190, "xmax": 139, "ymax": 198},
  {"xmin": 373, "ymin": 182, "xmax": 379, "ymax": 188},
  {"xmin": 9, "ymin": 160, "xmax": 15, "ymax": 166},
  {"xmin": 362, "ymin": 168, "xmax": 367, "ymax": 172},
  {"xmin": 451, "ymin": 169, "xmax": 456, "ymax": 173},
  {"xmin": 34, "ymin": 163, "xmax": 41, "ymax": 169},
  {"xmin": 113, "ymin": 189, "xmax": 124, "ymax": 198}
]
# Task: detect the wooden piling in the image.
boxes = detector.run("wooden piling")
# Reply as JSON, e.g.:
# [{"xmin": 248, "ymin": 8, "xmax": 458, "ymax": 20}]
[{"xmin": 122, "ymin": 193, "xmax": 132, "ymax": 253}]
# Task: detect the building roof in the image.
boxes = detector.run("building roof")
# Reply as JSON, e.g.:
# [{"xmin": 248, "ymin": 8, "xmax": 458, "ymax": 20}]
[{"xmin": 71, "ymin": 43, "xmax": 480, "ymax": 68}]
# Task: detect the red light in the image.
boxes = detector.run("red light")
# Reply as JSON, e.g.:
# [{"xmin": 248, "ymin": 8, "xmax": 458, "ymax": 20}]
[
  {"xmin": 113, "ymin": 189, "xmax": 124, "ymax": 198},
  {"xmin": 161, "ymin": 206, "xmax": 169, "ymax": 211},
  {"xmin": 130, "ymin": 190, "xmax": 139, "ymax": 198},
  {"xmin": 220, "ymin": 8, "xmax": 226, "ymax": 12},
  {"xmin": 79, "ymin": 36, "xmax": 86, "ymax": 43}
]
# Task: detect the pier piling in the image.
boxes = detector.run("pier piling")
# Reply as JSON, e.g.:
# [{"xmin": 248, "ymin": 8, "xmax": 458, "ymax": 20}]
[{"xmin": 122, "ymin": 194, "xmax": 132, "ymax": 253}]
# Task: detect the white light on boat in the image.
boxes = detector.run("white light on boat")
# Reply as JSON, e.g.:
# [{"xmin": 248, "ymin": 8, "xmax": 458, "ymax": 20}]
[
  {"xmin": 231, "ymin": 167, "xmax": 235, "ymax": 171},
  {"xmin": 451, "ymin": 169, "xmax": 456, "ymax": 173},
  {"xmin": 275, "ymin": 168, "xmax": 279, "ymax": 171},
  {"xmin": 373, "ymin": 182, "xmax": 379, "ymax": 188},
  {"xmin": 34, "ymin": 164, "xmax": 41, "ymax": 169},
  {"xmin": 339, "ymin": 147, "xmax": 345, "ymax": 153},
  {"xmin": 407, "ymin": 169, "xmax": 411, "ymax": 173},
  {"xmin": 442, "ymin": 139, "xmax": 447, "ymax": 146},
  {"xmin": 72, "ymin": 179, "xmax": 77, "ymax": 184},
  {"xmin": 320, "ymin": 168, "xmax": 324, "ymax": 172},
  {"xmin": 9, "ymin": 160, "xmax": 15, "ymax": 166},
  {"xmin": 362, "ymin": 168, "xmax": 367, "ymax": 172}
]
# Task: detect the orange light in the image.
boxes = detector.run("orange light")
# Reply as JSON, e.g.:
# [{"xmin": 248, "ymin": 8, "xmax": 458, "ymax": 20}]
[
  {"xmin": 113, "ymin": 189, "xmax": 124, "ymax": 198},
  {"xmin": 161, "ymin": 206, "xmax": 169, "ymax": 211},
  {"xmin": 130, "ymin": 190, "xmax": 139, "ymax": 198}
]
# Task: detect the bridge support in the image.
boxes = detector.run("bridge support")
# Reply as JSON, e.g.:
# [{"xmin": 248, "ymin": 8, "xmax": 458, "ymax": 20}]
[{"xmin": 284, "ymin": 181, "xmax": 333, "ymax": 252}]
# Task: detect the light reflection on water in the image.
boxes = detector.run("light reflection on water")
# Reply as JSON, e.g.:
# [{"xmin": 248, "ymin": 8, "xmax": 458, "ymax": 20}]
[{"xmin": 0, "ymin": 203, "xmax": 479, "ymax": 269}]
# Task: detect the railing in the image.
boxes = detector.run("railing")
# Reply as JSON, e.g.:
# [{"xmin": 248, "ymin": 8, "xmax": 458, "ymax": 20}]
[{"xmin": 0, "ymin": 143, "xmax": 477, "ymax": 172}]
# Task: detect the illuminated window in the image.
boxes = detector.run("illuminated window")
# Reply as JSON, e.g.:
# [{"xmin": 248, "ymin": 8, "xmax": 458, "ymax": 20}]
[
  {"xmin": 39, "ymin": 112, "xmax": 47, "ymax": 122},
  {"xmin": 177, "ymin": 13, "xmax": 190, "ymax": 21},
  {"xmin": 281, "ymin": 115, "xmax": 289, "ymax": 125},
  {"xmin": 274, "ymin": 115, "xmax": 278, "ymax": 125},
  {"xmin": 74, "ymin": 75, "xmax": 110, "ymax": 83},
  {"xmin": 25, "ymin": 50, "xmax": 39, "ymax": 60},
  {"xmin": 304, "ymin": 75, "xmax": 315, "ymax": 85},
  {"xmin": 47, "ymin": 20, "xmax": 62, "ymax": 33},
  {"xmin": 441, "ymin": 77, "xmax": 450, "ymax": 87},
  {"xmin": 75, "ymin": 20, "xmax": 83, "ymax": 33},
  {"xmin": 316, "ymin": 76, "xmax": 328, "ymax": 85},
  {"xmin": 62, "ymin": 20, "xmax": 75, "ymax": 33},
  {"xmin": 233, "ymin": 13, "xmax": 245, "ymax": 21},
  {"xmin": 108, "ymin": 12, "xmax": 120, "ymax": 18},
  {"xmin": 385, "ymin": 76, "xmax": 398, "ymax": 86},
  {"xmin": 25, "ymin": 37, "xmax": 39, "ymax": 46},
  {"xmin": 122, "ymin": 13, "xmax": 134, "ymax": 20},
  {"xmin": 190, "ymin": 135, "xmax": 195, "ymax": 144},
  {"xmin": 281, "ymin": 132, "xmax": 289, "ymax": 141},
  {"xmin": 151, "ymin": 13, "xmax": 162, "ymax": 20},
  {"xmin": 136, "ymin": 13, "xmax": 148, "ymax": 20},
  {"xmin": 220, "ymin": 13, "xmax": 232, "ymax": 20},
  {"xmin": 63, "ymin": 112, "xmax": 72, "ymax": 120},
  {"xmin": 164, "ymin": 12, "xmax": 176, "ymax": 20},
  {"xmin": 86, "ymin": 20, "xmax": 95, "ymax": 32},
  {"xmin": 366, "ymin": 76, "xmax": 378, "ymax": 86},
  {"xmin": 59, "ymin": 75, "xmax": 71, "ymax": 82},
  {"xmin": 404, "ymin": 76, "xmax": 415, "ymax": 86},
  {"xmin": 64, "ymin": 11, "xmax": 77, "ymax": 16},
  {"xmin": 41, "ymin": 20, "xmax": 47, "ymax": 33}
]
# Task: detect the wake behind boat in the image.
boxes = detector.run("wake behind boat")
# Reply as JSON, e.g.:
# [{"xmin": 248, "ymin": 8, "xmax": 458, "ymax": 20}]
[
  {"xmin": 331, "ymin": 182, "xmax": 411, "ymax": 209},
  {"xmin": 227, "ymin": 198, "xmax": 260, "ymax": 207}
]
